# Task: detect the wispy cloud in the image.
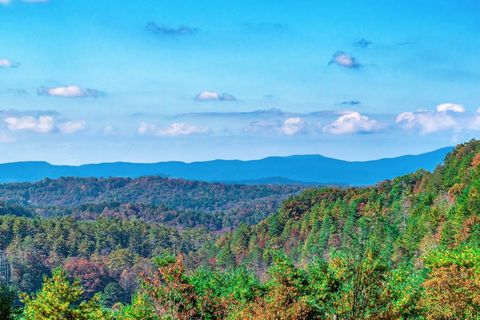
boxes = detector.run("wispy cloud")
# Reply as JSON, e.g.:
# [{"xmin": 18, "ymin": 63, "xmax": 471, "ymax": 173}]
[
  {"xmin": 37, "ymin": 85, "xmax": 105, "ymax": 98},
  {"xmin": 396, "ymin": 41, "xmax": 415, "ymax": 47},
  {"xmin": 57, "ymin": 120, "xmax": 86, "ymax": 134},
  {"xmin": 244, "ymin": 22, "xmax": 286, "ymax": 32},
  {"xmin": 339, "ymin": 100, "xmax": 361, "ymax": 106},
  {"xmin": 177, "ymin": 108, "xmax": 287, "ymax": 119},
  {"xmin": 195, "ymin": 91, "xmax": 237, "ymax": 102},
  {"xmin": 353, "ymin": 38, "xmax": 372, "ymax": 49},
  {"xmin": 103, "ymin": 126, "xmax": 115, "ymax": 136},
  {"xmin": 323, "ymin": 111, "xmax": 378, "ymax": 134},
  {"xmin": 146, "ymin": 22, "xmax": 198, "ymax": 36},
  {"xmin": 138, "ymin": 122, "xmax": 209, "ymax": 137},
  {"xmin": 329, "ymin": 51, "xmax": 362, "ymax": 69},
  {"xmin": 281, "ymin": 117, "xmax": 304, "ymax": 136},
  {"xmin": 0, "ymin": 88, "xmax": 28, "ymax": 96},
  {"xmin": 0, "ymin": 110, "xmax": 60, "ymax": 118},
  {"xmin": 0, "ymin": 58, "xmax": 19, "ymax": 68},
  {"xmin": 0, "ymin": 0, "xmax": 47, "ymax": 4}
]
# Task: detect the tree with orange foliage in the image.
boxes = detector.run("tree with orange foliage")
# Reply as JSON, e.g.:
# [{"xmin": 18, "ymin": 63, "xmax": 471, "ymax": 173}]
[
  {"xmin": 139, "ymin": 254, "xmax": 238, "ymax": 320},
  {"xmin": 140, "ymin": 255, "xmax": 199, "ymax": 320},
  {"xmin": 237, "ymin": 255, "xmax": 315, "ymax": 320},
  {"xmin": 420, "ymin": 247, "xmax": 480, "ymax": 319}
]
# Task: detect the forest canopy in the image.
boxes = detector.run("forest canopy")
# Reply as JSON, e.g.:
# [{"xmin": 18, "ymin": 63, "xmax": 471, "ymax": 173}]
[{"xmin": 1, "ymin": 140, "xmax": 480, "ymax": 319}]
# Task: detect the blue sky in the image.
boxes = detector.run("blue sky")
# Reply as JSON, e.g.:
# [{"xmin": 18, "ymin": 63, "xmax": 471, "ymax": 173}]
[{"xmin": 0, "ymin": 0, "xmax": 479, "ymax": 164}]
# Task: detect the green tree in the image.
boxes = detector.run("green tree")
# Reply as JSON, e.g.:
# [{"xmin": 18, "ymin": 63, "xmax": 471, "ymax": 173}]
[
  {"xmin": 21, "ymin": 269, "xmax": 112, "ymax": 320},
  {"xmin": 0, "ymin": 285, "xmax": 17, "ymax": 320},
  {"xmin": 102, "ymin": 282, "xmax": 127, "ymax": 307},
  {"xmin": 238, "ymin": 255, "xmax": 315, "ymax": 320},
  {"xmin": 116, "ymin": 294, "xmax": 158, "ymax": 320}
]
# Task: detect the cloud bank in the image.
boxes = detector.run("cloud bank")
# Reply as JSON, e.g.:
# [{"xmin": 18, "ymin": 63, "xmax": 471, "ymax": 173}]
[
  {"xmin": 396, "ymin": 103, "xmax": 469, "ymax": 133},
  {"xmin": 4, "ymin": 115, "xmax": 86, "ymax": 134}
]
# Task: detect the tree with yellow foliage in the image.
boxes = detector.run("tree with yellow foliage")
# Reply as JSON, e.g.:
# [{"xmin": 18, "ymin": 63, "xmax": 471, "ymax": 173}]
[{"xmin": 20, "ymin": 269, "xmax": 112, "ymax": 320}]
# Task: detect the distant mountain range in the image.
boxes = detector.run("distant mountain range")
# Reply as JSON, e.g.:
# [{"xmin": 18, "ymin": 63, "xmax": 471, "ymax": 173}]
[{"xmin": 0, "ymin": 147, "xmax": 453, "ymax": 185}]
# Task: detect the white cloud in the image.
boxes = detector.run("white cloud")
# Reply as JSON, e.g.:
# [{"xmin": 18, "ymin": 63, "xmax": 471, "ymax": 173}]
[
  {"xmin": 103, "ymin": 126, "xmax": 114, "ymax": 135},
  {"xmin": 37, "ymin": 85, "xmax": 104, "ymax": 98},
  {"xmin": 323, "ymin": 111, "xmax": 377, "ymax": 134},
  {"xmin": 138, "ymin": 122, "xmax": 155, "ymax": 135},
  {"xmin": 58, "ymin": 120, "xmax": 86, "ymax": 134},
  {"xmin": 436, "ymin": 103, "xmax": 465, "ymax": 113},
  {"xmin": 5, "ymin": 116, "xmax": 55, "ymax": 133},
  {"xmin": 0, "ymin": 0, "xmax": 10, "ymax": 5},
  {"xmin": 158, "ymin": 123, "xmax": 209, "ymax": 136},
  {"xmin": 195, "ymin": 91, "xmax": 236, "ymax": 102},
  {"xmin": 139, "ymin": 122, "xmax": 209, "ymax": 137},
  {"xmin": 329, "ymin": 51, "xmax": 361, "ymax": 69},
  {"xmin": 396, "ymin": 112, "xmax": 416, "ymax": 128},
  {"xmin": 281, "ymin": 117, "xmax": 303, "ymax": 136},
  {"xmin": 396, "ymin": 111, "xmax": 458, "ymax": 133},
  {"xmin": 4, "ymin": 116, "xmax": 86, "ymax": 134},
  {"xmin": 397, "ymin": 104, "xmax": 480, "ymax": 133},
  {"xmin": 0, "ymin": 58, "xmax": 17, "ymax": 68}
]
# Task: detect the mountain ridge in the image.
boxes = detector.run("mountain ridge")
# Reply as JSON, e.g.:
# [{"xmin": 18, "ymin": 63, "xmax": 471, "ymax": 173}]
[{"xmin": 0, "ymin": 146, "xmax": 453, "ymax": 185}]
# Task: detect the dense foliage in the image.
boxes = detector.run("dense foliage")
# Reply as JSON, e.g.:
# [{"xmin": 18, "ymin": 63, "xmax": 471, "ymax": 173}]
[
  {"xmin": 0, "ymin": 284, "xmax": 17, "ymax": 320},
  {"xmin": 1, "ymin": 140, "xmax": 480, "ymax": 319},
  {"xmin": 205, "ymin": 140, "xmax": 480, "ymax": 271},
  {"xmin": 0, "ymin": 216, "xmax": 210, "ymax": 298},
  {"xmin": 0, "ymin": 177, "xmax": 302, "ymax": 231},
  {"xmin": 20, "ymin": 269, "xmax": 111, "ymax": 320}
]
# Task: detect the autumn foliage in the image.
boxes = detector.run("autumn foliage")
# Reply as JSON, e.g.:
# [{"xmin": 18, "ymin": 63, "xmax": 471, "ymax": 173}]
[{"xmin": 2, "ymin": 140, "xmax": 480, "ymax": 319}]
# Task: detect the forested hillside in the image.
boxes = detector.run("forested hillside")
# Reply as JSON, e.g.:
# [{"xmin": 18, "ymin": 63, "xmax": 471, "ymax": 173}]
[
  {"xmin": 205, "ymin": 139, "xmax": 480, "ymax": 270},
  {"xmin": 0, "ymin": 177, "xmax": 302, "ymax": 230},
  {"xmin": 1, "ymin": 140, "xmax": 480, "ymax": 319},
  {"xmin": 0, "ymin": 177, "xmax": 302, "ymax": 311},
  {"xmin": 0, "ymin": 216, "xmax": 210, "ymax": 299}
]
